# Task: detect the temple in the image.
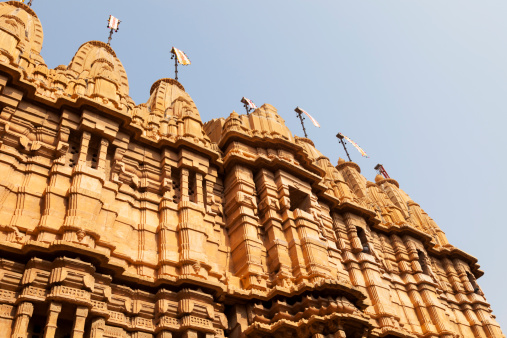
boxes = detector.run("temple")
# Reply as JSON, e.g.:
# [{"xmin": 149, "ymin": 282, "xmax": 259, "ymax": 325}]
[{"xmin": 0, "ymin": 2, "xmax": 503, "ymax": 337}]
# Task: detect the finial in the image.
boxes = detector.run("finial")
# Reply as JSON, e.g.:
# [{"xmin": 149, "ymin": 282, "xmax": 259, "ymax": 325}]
[
  {"xmin": 336, "ymin": 133, "xmax": 352, "ymax": 162},
  {"xmin": 170, "ymin": 47, "xmax": 191, "ymax": 82},
  {"xmin": 374, "ymin": 164, "xmax": 390, "ymax": 178},
  {"xmin": 106, "ymin": 15, "xmax": 121, "ymax": 46},
  {"xmin": 374, "ymin": 174, "xmax": 384, "ymax": 183},
  {"xmin": 295, "ymin": 107, "xmax": 320, "ymax": 138},
  {"xmin": 337, "ymin": 133, "xmax": 369, "ymax": 159},
  {"xmin": 17, "ymin": 0, "xmax": 34, "ymax": 6},
  {"xmin": 338, "ymin": 157, "xmax": 346, "ymax": 165},
  {"xmin": 241, "ymin": 97, "xmax": 257, "ymax": 115}
]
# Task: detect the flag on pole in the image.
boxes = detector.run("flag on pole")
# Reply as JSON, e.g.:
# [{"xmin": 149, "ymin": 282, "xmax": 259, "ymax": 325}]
[
  {"xmin": 338, "ymin": 133, "xmax": 369, "ymax": 158},
  {"xmin": 241, "ymin": 97, "xmax": 257, "ymax": 110},
  {"xmin": 171, "ymin": 47, "xmax": 191, "ymax": 65},
  {"xmin": 108, "ymin": 15, "xmax": 120, "ymax": 31},
  {"xmin": 297, "ymin": 107, "xmax": 320, "ymax": 128}
]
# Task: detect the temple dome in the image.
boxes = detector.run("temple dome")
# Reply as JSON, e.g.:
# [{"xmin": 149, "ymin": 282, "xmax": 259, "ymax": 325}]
[
  {"xmin": 0, "ymin": 1, "xmax": 43, "ymax": 63},
  {"xmin": 67, "ymin": 41, "xmax": 129, "ymax": 99},
  {"xmin": 146, "ymin": 78, "xmax": 201, "ymax": 121}
]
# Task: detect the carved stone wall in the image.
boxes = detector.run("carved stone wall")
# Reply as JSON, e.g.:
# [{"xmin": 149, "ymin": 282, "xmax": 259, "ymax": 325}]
[{"xmin": 0, "ymin": 1, "xmax": 503, "ymax": 337}]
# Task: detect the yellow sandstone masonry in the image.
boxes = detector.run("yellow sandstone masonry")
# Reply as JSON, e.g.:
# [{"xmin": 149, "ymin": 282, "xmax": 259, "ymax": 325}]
[{"xmin": 0, "ymin": 1, "xmax": 502, "ymax": 337}]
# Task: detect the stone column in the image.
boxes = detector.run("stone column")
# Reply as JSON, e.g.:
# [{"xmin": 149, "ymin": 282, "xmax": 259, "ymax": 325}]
[
  {"xmin": 11, "ymin": 302, "xmax": 33, "ymax": 338},
  {"xmin": 224, "ymin": 165, "xmax": 265, "ymax": 290},
  {"xmin": 333, "ymin": 330, "xmax": 347, "ymax": 338},
  {"xmin": 132, "ymin": 333, "xmax": 154, "ymax": 338},
  {"xmin": 254, "ymin": 169, "xmax": 292, "ymax": 280},
  {"xmin": 195, "ymin": 173, "xmax": 204, "ymax": 204},
  {"xmin": 0, "ymin": 304, "xmax": 14, "ymax": 337},
  {"xmin": 180, "ymin": 168, "xmax": 189, "ymax": 201},
  {"xmin": 43, "ymin": 302, "xmax": 62, "ymax": 338},
  {"xmin": 77, "ymin": 131, "xmax": 91, "ymax": 164},
  {"xmin": 157, "ymin": 332, "xmax": 173, "ymax": 338},
  {"xmin": 97, "ymin": 138, "xmax": 109, "ymax": 171},
  {"xmin": 343, "ymin": 213, "xmax": 363, "ymax": 253},
  {"xmin": 71, "ymin": 306, "xmax": 89, "ymax": 338},
  {"xmin": 182, "ymin": 330, "xmax": 198, "ymax": 338},
  {"xmin": 90, "ymin": 317, "xmax": 105, "ymax": 338}
]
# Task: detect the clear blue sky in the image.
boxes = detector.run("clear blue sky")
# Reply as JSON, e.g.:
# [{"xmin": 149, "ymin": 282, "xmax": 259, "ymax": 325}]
[{"xmin": 32, "ymin": 0, "xmax": 506, "ymax": 327}]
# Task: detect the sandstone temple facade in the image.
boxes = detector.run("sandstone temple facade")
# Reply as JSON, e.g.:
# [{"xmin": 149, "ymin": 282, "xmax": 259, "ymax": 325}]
[{"xmin": 0, "ymin": 2, "xmax": 502, "ymax": 338}]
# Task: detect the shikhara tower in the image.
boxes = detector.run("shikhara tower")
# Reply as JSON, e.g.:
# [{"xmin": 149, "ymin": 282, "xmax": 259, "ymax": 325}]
[{"xmin": 0, "ymin": 2, "xmax": 502, "ymax": 338}]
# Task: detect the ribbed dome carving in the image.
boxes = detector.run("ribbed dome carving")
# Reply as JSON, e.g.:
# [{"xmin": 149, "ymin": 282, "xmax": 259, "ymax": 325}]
[
  {"xmin": 67, "ymin": 41, "xmax": 129, "ymax": 98},
  {"xmin": 0, "ymin": 1, "xmax": 44, "ymax": 65}
]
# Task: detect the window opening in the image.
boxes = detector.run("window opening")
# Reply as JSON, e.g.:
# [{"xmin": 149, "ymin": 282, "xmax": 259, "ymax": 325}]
[
  {"xmin": 466, "ymin": 271, "xmax": 480, "ymax": 294},
  {"xmin": 288, "ymin": 186, "xmax": 310, "ymax": 212},
  {"xmin": 86, "ymin": 135, "xmax": 100, "ymax": 169},
  {"xmin": 356, "ymin": 227, "xmax": 370, "ymax": 253},
  {"xmin": 171, "ymin": 170, "xmax": 181, "ymax": 204},
  {"xmin": 66, "ymin": 131, "xmax": 81, "ymax": 168},
  {"xmin": 188, "ymin": 171, "xmax": 196, "ymax": 202},
  {"xmin": 417, "ymin": 249, "xmax": 430, "ymax": 275}
]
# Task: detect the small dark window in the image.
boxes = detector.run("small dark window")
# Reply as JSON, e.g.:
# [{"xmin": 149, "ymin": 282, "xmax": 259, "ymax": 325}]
[
  {"xmin": 172, "ymin": 170, "xmax": 181, "ymax": 204},
  {"xmin": 288, "ymin": 186, "xmax": 310, "ymax": 212},
  {"xmin": 417, "ymin": 250, "xmax": 430, "ymax": 275},
  {"xmin": 67, "ymin": 132, "xmax": 81, "ymax": 168},
  {"xmin": 188, "ymin": 172, "xmax": 196, "ymax": 202},
  {"xmin": 466, "ymin": 271, "xmax": 480, "ymax": 294},
  {"xmin": 356, "ymin": 227, "xmax": 370, "ymax": 253},
  {"xmin": 86, "ymin": 135, "xmax": 101, "ymax": 169}
]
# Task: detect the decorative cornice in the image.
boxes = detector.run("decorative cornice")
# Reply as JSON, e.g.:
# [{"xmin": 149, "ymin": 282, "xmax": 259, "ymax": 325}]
[
  {"xmin": 336, "ymin": 161, "xmax": 361, "ymax": 173},
  {"xmin": 376, "ymin": 178, "xmax": 399, "ymax": 188},
  {"xmin": 150, "ymin": 78, "xmax": 185, "ymax": 94},
  {"xmin": 294, "ymin": 136, "xmax": 315, "ymax": 147},
  {"xmin": 77, "ymin": 40, "xmax": 116, "ymax": 57},
  {"xmin": 5, "ymin": 1, "xmax": 38, "ymax": 18}
]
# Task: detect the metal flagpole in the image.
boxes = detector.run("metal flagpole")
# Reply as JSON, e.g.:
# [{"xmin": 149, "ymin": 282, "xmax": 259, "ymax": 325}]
[
  {"xmin": 171, "ymin": 53, "xmax": 178, "ymax": 81},
  {"xmin": 106, "ymin": 16, "xmax": 120, "ymax": 46},
  {"xmin": 374, "ymin": 164, "xmax": 390, "ymax": 178},
  {"xmin": 107, "ymin": 28, "xmax": 114, "ymax": 45},
  {"xmin": 27, "ymin": 0, "xmax": 33, "ymax": 6},
  {"xmin": 243, "ymin": 102, "xmax": 251, "ymax": 115},
  {"xmin": 295, "ymin": 108, "xmax": 308, "ymax": 138},
  {"xmin": 336, "ymin": 133, "xmax": 352, "ymax": 161}
]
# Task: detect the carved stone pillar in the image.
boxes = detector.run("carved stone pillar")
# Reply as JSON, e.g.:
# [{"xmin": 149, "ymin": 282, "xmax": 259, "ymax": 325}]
[
  {"xmin": 77, "ymin": 131, "xmax": 91, "ymax": 164},
  {"xmin": 406, "ymin": 286, "xmax": 437, "ymax": 334},
  {"xmin": 90, "ymin": 317, "xmax": 105, "ymax": 338},
  {"xmin": 97, "ymin": 138, "xmax": 109, "ymax": 171},
  {"xmin": 255, "ymin": 169, "xmax": 292, "ymax": 283},
  {"xmin": 157, "ymin": 332, "xmax": 173, "ymax": 338},
  {"xmin": 195, "ymin": 172, "xmax": 204, "ymax": 204},
  {"xmin": 43, "ymin": 302, "xmax": 62, "ymax": 338},
  {"xmin": 224, "ymin": 165, "xmax": 266, "ymax": 290},
  {"xmin": 182, "ymin": 330, "xmax": 198, "ymax": 338},
  {"xmin": 132, "ymin": 333, "xmax": 154, "ymax": 338},
  {"xmin": 333, "ymin": 330, "xmax": 347, "ymax": 338},
  {"xmin": 11, "ymin": 302, "xmax": 33, "ymax": 338},
  {"xmin": 0, "ymin": 304, "xmax": 14, "ymax": 337},
  {"xmin": 178, "ymin": 168, "xmax": 209, "ymax": 277},
  {"xmin": 72, "ymin": 306, "xmax": 89, "ymax": 338},
  {"xmin": 343, "ymin": 213, "xmax": 362, "ymax": 253},
  {"xmin": 180, "ymin": 168, "xmax": 189, "ymax": 201}
]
